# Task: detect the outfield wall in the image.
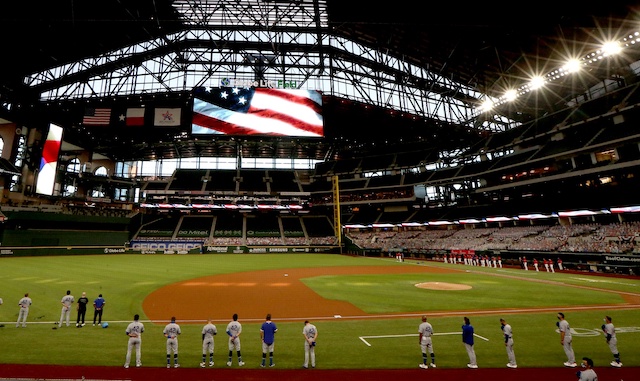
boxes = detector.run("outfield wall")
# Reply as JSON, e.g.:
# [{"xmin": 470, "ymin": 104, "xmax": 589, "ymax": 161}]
[
  {"xmin": 1, "ymin": 229, "xmax": 129, "ymax": 246},
  {"xmin": 0, "ymin": 243, "xmax": 340, "ymax": 257}
]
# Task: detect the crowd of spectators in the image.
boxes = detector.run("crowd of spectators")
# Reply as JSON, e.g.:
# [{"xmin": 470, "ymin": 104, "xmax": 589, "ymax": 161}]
[{"xmin": 347, "ymin": 222, "xmax": 640, "ymax": 254}]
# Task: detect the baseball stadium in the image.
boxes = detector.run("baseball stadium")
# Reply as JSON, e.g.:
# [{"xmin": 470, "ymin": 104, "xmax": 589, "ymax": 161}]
[{"xmin": 0, "ymin": 2, "xmax": 640, "ymax": 381}]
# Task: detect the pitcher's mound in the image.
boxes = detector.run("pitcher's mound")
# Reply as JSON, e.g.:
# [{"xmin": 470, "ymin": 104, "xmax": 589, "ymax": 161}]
[{"xmin": 415, "ymin": 282, "xmax": 472, "ymax": 290}]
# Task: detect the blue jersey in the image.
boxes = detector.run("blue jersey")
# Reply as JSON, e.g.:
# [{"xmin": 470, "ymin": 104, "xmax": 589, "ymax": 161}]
[
  {"xmin": 94, "ymin": 297, "xmax": 105, "ymax": 309},
  {"xmin": 462, "ymin": 323, "xmax": 474, "ymax": 345},
  {"xmin": 261, "ymin": 321, "xmax": 278, "ymax": 345}
]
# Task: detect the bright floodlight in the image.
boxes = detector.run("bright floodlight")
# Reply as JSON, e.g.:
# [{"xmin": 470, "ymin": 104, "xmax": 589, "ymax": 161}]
[
  {"xmin": 504, "ymin": 89, "xmax": 517, "ymax": 101},
  {"xmin": 479, "ymin": 98, "xmax": 494, "ymax": 112},
  {"xmin": 562, "ymin": 59, "xmax": 581, "ymax": 73},
  {"xmin": 528, "ymin": 76, "xmax": 545, "ymax": 90},
  {"xmin": 602, "ymin": 41, "xmax": 622, "ymax": 56}
]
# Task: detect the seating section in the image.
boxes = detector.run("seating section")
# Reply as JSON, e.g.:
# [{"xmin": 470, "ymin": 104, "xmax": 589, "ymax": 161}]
[{"xmin": 346, "ymin": 222, "xmax": 640, "ymax": 254}]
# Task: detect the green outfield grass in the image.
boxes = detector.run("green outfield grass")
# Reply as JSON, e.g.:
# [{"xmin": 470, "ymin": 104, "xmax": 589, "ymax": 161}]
[{"xmin": 0, "ymin": 254, "xmax": 638, "ymax": 369}]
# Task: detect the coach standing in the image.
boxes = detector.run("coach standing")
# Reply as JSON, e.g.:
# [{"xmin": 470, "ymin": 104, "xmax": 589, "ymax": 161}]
[
  {"xmin": 76, "ymin": 292, "xmax": 89, "ymax": 327},
  {"xmin": 93, "ymin": 294, "xmax": 106, "ymax": 326},
  {"xmin": 260, "ymin": 313, "xmax": 278, "ymax": 367},
  {"xmin": 462, "ymin": 316, "xmax": 478, "ymax": 368}
]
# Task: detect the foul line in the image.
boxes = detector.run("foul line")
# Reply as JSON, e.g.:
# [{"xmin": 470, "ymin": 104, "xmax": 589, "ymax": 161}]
[{"xmin": 359, "ymin": 332, "xmax": 489, "ymax": 346}]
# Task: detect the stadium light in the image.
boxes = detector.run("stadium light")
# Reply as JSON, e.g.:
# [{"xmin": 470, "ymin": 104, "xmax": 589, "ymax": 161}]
[{"xmin": 485, "ymin": 30, "xmax": 638, "ymax": 110}]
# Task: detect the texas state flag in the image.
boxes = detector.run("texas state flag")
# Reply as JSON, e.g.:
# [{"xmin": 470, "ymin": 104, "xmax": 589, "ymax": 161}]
[{"xmin": 125, "ymin": 108, "xmax": 145, "ymax": 126}]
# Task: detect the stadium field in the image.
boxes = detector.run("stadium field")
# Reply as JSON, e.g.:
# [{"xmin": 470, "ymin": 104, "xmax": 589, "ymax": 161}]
[{"xmin": 0, "ymin": 253, "xmax": 638, "ymax": 381}]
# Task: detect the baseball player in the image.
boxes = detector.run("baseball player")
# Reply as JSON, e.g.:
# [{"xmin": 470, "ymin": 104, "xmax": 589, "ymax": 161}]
[
  {"xmin": 260, "ymin": 313, "xmax": 278, "ymax": 367},
  {"xmin": 576, "ymin": 357, "xmax": 598, "ymax": 381},
  {"xmin": 58, "ymin": 290, "xmax": 75, "ymax": 327},
  {"xmin": 226, "ymin": 313, "xmax": 244, "ymax": 367},
  {"xmin": 302, "ymin": 320, "xmax": 318, "ymax": 369},
  {"xmin": 500, "ymin": 318, "xmax": 517, "ymax": 368},
  {"xmin": 16, "ymin": 293, "xmax": 32, "ymax": 328},
  {"xmin": 557, "ymin": 312, "xmax": 576, "ymax": 367},
  {"xmin": 602, "ymin": 315, "xmax": 622, "ymax": 367},
  {"xmin": 533, "ymin": 258, "xmax": 539, "ymax": 271},
  {"xmin": 418, "ymin": 315, "xmax": 436, "ymax": 368},
  {"xmin": 124, "ymin": 314, "xmax": 145, "ymax": 368},
  {"xmin": 201, "ymin": 318, "xmax": 217, "ymax": 367},
  {"xmin": 462, "ymin": 316, "xmax": 477, "ymax": 368},
  {"xmin": 163, "ymin": 316, "xmax": 181, "ymax": 368}
]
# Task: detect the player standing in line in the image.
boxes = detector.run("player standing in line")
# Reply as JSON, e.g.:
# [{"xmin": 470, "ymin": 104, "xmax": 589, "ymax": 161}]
[
  {"xmin": 462, "ymin": 316, "xmax": 478, "ymax": 368},
  {"xmin": 163, "ymin": 316, "xmax": 181, "ymax": 368},
  {"xmin": 576, "ymin": 357, "xmax": 598, "ymax": 381},
  {"xmin": 601, "ymin": 316, "xmax": 622, "ymax": 367},
  {"xmin": 418, "ymin": 315, "xmax": 436, "ymax": 368},
  {"xmin": 16, "ymin": 292, "xmax": 32, "ymax": 328},
  {"xmin": 201, "ymin": 318, "xmax": 217, "ymax": 367},
  {"xmin": 302, "ymin": 320, "xmax": 318, "ymax": 369},
  {"xmin": 92, "ymin": 294, "xmax": 106, "ymax": 326},
  {"xmin": 76, "ymin": 292, "xmax": 89, "ymax": 327},
  {"xmin": 260, "ymin": 313, "xmax": 278, "ymax": 367},
  {"xmin": 124, "ymin": 314, "xmax": 145, "ymax": 368},
  {"xmin": 557, "ymin": 258, "xmax": 564, "ymax": 271},
  {"xmin": 58, "ymin": 290, "xmax": 75, "ymax": 327},
  {"xmin": 557, "ymin": 312, "xmax": 577, "ymax": 367},
  {"xmin": 533, "ymin": 258, "xmax": 539, "ymax": 271},
  {"xmin": 500, "ymin": 318, "xmax": 517, "ymax": 368},
  {"xmin": 226, "ymin": 313, "xmax": 244, "ymax": 367}
]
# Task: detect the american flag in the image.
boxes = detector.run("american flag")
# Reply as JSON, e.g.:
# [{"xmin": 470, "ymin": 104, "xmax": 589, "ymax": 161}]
[
  {"xmin": 192, "ymin": 87, "xmax": 323, "ymax": 137},
  {"xmin": 83, "ymin": 108, "xmax": 112, "ymax": 126}
]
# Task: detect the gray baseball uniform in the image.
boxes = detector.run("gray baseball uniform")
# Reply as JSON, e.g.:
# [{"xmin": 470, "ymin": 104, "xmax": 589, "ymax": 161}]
[
  {"xmin": 226, "ymin": 319, "xmax": 242, "ymax": 351},
  {"xmin": 418, "ymin": 317, "xmax": 435, "ymax": 368},
  {"xmin": 558, "ymin": 318, "xmax": 575, "ymax": 364},
  {"xmin": 226, "ymin": 315, "xmax": 244, "ymax": 366},
  {"xmin": 16, "ymin": 295, "xmax": 32, "ymax": 328},
  {"xmin": 163, "ymin": 320, "xmax": 181, "ymax": 367},
  {"xmin": 202, "ymin": 321, "xmax": 217, "ymax": 366},
  {"xmin": 602, "ymin": 318, "xmax": 621, "ymax": 366},
  {"xmin": 59, "ymin": 292, "xmax": 75, "ymax": 327},
  {"xmin": 577, "ymin": 368, "xmax": 598, "ymax": 381},
  {"xmin": 302, "ymin": 321, "xmax": 318, "ymax": 368},
  {"xmin": 125, "ymin": 319, "xmax": 145, "ymax": 367},
  {"xmin": 501, "ymin": 322, "xmax": 516, "ymax": 367},
  {"xmin": 603, "ymin": 322, "xmax": 617, "ymax": 353}
]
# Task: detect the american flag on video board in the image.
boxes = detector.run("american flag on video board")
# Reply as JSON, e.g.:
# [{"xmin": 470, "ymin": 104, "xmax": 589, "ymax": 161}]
[{"xmin": 191, "ymin": 87, "xmax": 323, "ymax": 137}]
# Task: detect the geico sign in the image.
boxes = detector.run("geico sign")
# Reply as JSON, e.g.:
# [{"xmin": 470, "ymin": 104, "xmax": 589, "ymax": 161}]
[{"xmin": 132, "ymin": 243, "xmax": 201, "ymax": 250}]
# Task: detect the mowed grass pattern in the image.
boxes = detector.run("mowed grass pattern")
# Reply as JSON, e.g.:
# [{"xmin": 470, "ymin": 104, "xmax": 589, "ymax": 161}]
[{"xmin": 0, "ymin": 254, "xmax": 638, "ymax": 369}]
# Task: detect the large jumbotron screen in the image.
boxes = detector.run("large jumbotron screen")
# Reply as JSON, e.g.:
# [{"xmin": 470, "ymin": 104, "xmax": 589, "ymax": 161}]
[{"xmin": 191, "ymin": 87, "xmax": 324, "ymax": 137}]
